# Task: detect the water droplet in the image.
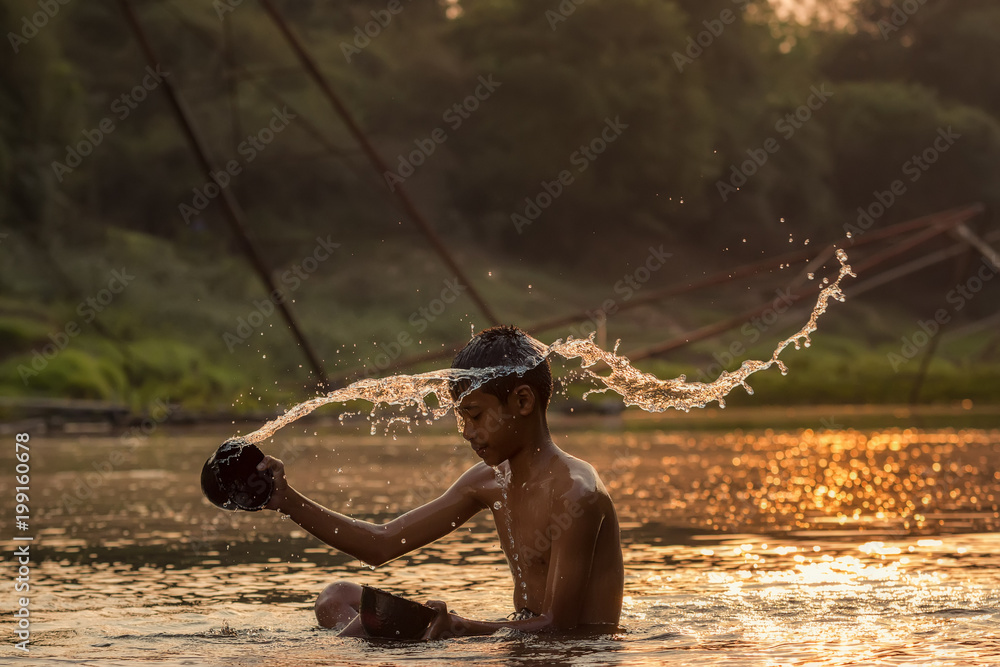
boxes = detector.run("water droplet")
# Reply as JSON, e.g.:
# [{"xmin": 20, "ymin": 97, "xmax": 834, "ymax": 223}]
[
  {"xmin": 401, "ymin": 538, "xmax": 406, "ymax": 544},
  {"xmin": 451, "ymin": 522, "xmax": 456, "ymax": 527},
  {"xmin": 807, "ymin": 272, "xmax": 815, "ymax": 280},
  {"xmin": 493, "ymin": 501, "xmax": 502, "ymax": 510}
]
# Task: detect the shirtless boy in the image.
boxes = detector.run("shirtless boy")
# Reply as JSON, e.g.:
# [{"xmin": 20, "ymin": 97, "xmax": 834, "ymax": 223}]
[{"xmin": 258, "ymin": 325, "xmax": 624, "ymax": 639}]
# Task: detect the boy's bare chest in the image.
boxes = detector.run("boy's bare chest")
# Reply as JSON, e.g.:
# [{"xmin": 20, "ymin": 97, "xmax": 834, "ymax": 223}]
[{"xmin": 498, "ymin": 481, "xmax": 557, "ymax": 566}]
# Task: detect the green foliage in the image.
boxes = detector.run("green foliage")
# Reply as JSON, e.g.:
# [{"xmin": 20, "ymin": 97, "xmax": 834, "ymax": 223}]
[
  {"xmin": 0, "ymin": 348, "xmax": 127, "ymax": 400},
  {"xmin": 822, "ymin": 82, "xmax": 1000, "ymax": 222},
  {"xmin": 0, "ymin": 315, "xmax": 51, "ymax": 356}
]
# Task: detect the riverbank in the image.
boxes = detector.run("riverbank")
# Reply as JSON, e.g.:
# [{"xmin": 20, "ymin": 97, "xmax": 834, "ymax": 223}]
[{"xmin": 3, "ymin": 399, "xmax": 999, "ymax": 438}]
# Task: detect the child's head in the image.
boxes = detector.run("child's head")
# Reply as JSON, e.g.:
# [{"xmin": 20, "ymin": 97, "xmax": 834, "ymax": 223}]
[{"xmin": 450, "ymin": 325, "xmax": 552, "ymax": 413}]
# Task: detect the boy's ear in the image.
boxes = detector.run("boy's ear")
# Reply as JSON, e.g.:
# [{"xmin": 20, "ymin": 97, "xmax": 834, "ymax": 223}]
[{"xmin": 509, "ymin": 384, "xmax": 536, "ymax": 416}]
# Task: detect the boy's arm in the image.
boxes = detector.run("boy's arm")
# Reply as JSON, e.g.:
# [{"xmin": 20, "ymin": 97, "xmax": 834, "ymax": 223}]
[
  {"xmin": 259, "ymin": 455, "xmax": 487, "ymax": 567},
  {"xmin": 423, "ymin": 490, "xmax": 605, "ymax": 638}
]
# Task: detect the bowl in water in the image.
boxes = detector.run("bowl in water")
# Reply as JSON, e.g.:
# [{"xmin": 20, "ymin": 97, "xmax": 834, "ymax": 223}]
[
  {"xmin": 359, "ymin": 585, "xmax": 438, "ymax": 640},
  {"xmin": 200, "ymin": 438, "xmax": 274, "ymax": 511}
]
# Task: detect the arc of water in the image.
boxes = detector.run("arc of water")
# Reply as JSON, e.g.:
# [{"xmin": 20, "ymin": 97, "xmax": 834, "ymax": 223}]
[{"xmin": 241, "ymin": 250, "xmax": 854, "ymax": 442}]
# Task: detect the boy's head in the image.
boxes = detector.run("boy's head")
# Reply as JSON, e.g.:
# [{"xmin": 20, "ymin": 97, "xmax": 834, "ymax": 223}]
[{"xmin": 450, "ymin": 325, "xmax": 552, "ymax": 413}]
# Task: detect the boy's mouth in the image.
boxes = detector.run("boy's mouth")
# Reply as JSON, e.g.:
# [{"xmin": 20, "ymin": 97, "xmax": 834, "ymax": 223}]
[{"xmin": 474, "ymin": 445, "xmax": 488, "ymax": 458}]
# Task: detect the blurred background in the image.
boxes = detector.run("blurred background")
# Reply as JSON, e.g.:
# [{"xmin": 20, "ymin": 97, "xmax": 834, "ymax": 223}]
[{"xmin": 2, "ymin": 0, "xmax": 999, "ymax": 424}]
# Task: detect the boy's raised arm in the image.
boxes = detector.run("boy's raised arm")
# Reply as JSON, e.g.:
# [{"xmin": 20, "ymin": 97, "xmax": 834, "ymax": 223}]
[{"xmin": 259, "ymin": 455, "xmax": 487, "ymax": 567}]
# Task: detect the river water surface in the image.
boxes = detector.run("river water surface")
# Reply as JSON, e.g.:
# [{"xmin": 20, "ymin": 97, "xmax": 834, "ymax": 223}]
[{"xmin": 4, "ymin": 423, "xmax": 999, "ymax": 665}]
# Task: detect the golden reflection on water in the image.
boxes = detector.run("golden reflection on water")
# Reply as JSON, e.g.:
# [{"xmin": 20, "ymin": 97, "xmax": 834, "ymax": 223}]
[{"xmin": 603, "ymin": 428, "xmax": 1000, "ymax": 534}]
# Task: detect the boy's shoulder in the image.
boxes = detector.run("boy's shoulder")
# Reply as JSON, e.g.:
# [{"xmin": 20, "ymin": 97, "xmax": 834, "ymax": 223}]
[
  {"xmin": 449, "ymin": 450, "xmax": 611, "ymax": 507},
  {"xmin": 453, "ymin": 461, "xmax": 498, "ymax": 492},
  {"xmin": 552, "ymin": 450, "xmax": 611, "ymax": 506}
]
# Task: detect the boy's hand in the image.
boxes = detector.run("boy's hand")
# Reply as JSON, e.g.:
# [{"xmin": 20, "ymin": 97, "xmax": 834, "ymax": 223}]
[
  {"xmin": 257, "ymin": 455, "xmax": 290, "ymax": 512},
  {"xmin": 422, "ymin": 600, "xmax": 471, "ymax": 640}
]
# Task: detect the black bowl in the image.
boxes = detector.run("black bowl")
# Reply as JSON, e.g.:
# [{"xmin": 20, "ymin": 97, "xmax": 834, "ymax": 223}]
[
  {"xmin": 359, "ymin": 585, "xmax": 438, "ymax": 640},
  {"xmin": 200, "ymin": 438, "xmax": 274, "ymax": 511}
]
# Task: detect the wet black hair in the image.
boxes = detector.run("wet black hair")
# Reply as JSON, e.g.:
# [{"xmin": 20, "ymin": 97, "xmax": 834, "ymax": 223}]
[{"xmin": 450, "ymin": 325, "xmax": 552, "ymax": 411}]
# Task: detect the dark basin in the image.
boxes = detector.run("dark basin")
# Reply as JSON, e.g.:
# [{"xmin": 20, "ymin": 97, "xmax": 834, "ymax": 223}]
[
  {"xmin": 200, "ymin": 438, "xmax": 274, "ymax": 511},
  {"xmin": 359, "ymin": 585, "xmax": 438, "ymax": 640}
]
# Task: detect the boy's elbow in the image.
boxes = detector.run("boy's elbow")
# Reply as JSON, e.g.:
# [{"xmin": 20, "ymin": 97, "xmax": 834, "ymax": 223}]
[
  {"xmin": 358, "ymin": 553, "xmax": 389, "ymax": 568},
  {"xmin": 355, "ymin": 540, "xmax": 393, "ymax": 567},
  {"xmin": 357, "ymin": 524, "xmax": 402, "ymax": 567}
]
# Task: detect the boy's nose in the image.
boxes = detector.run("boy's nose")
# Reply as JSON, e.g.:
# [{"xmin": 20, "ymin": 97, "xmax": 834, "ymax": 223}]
[{"xmin": 461, "ymin": 420, "xmax": 476, "ymax": 441}]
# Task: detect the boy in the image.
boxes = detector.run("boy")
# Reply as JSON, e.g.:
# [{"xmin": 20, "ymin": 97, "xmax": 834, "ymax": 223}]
[{"xmin": 257, "ymin": 325, "xmax": 624, "ymax": 638}]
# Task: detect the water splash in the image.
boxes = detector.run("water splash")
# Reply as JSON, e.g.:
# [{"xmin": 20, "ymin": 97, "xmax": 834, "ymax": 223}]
[
  {"xmin": 241, "ymin": 365, "xmax": 538, "ymax": 444},
  {"xmin": 558, "ymin": 250, "xmax": 855, "ymax": 412},
  {"xmin": 240, "ymin": 249, "xmax": 854, "ymax": 443}
]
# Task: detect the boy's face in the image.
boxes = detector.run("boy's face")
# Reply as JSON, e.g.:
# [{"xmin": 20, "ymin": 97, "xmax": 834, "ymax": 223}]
[{"xmin": 455, "ymin": 388, "xmax": 526, "ymax": 466}]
